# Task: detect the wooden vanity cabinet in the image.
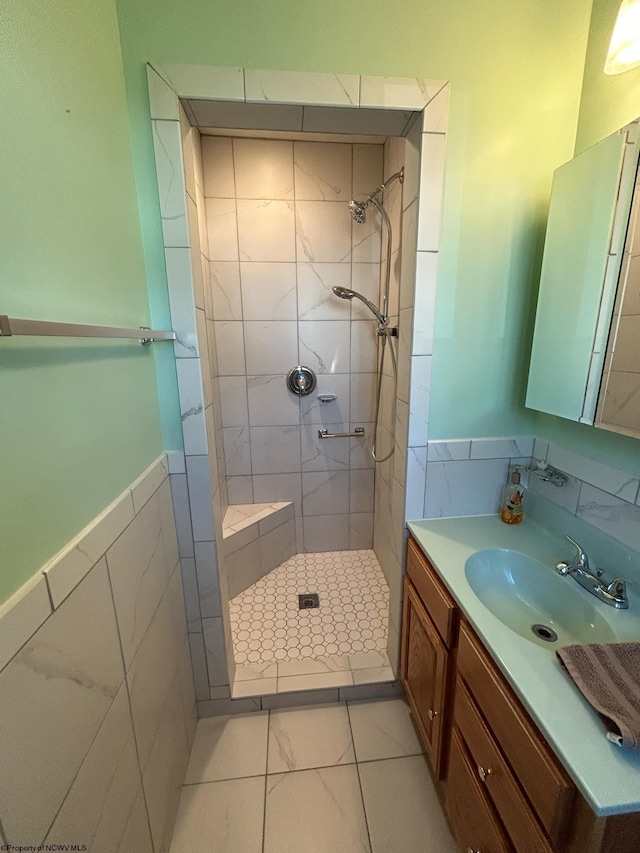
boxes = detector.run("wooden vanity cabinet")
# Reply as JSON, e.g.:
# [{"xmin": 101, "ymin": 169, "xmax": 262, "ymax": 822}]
[
  {"xmin": 401, "ymin": 535, "xmax": 640, "ymax": 853},
  {"xmin": 401, "ymin": 538, "xmax": 457, "ymax": 779}
]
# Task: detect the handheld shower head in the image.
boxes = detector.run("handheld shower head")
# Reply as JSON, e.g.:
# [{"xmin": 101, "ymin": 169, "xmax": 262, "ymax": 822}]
[
  {"xmin": 331, "ymin": 286, "xmax": 385, "ymax": 324},
  {"xmin": 332, "ymin": 286, "xmax": 355, "ymax": 300}
]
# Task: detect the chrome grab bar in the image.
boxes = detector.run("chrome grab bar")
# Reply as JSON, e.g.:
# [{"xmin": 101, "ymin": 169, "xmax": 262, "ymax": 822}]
[
  {"xmin": 0, "ymin": 314, "xmax": 176, "ymax": 345},
  {"xmin": 318, "ymin": 428, "xmax": 365, "ymax": 439}
]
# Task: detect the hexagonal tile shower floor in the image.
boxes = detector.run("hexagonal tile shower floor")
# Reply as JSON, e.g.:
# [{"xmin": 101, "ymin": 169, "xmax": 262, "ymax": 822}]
[{"xmin": 229, "ymin": 550, "xmax": 389, "ymax": 666}]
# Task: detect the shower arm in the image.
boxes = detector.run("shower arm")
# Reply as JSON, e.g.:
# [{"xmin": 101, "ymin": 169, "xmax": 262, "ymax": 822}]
[{"xmin": 367, "ymin": 169, "xmax": 404, "ymax": 205}]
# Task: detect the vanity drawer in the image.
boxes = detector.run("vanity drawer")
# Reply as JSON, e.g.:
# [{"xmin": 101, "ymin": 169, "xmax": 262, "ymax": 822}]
[
  {"xmin": 445, "ymin": 727, "xmax": 513, "ymax": 853},
  {"xmin": 457, "ymin": 622, "xmax": 574, "ymax": 845},
  {"xmin": 454, "ymin": 677, "xmax": 553, "ymax": 853},
  {"xmin": 407, "ymin": 538, "xmax": 457, "ymax": 647}
]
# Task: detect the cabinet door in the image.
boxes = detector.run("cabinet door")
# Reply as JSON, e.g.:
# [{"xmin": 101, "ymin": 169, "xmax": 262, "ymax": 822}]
[
  {"xmin": 401, "ymin": 578, "xmax": 449, "ymax": 778},
  {"xmin": 445, "ymin": 728, "xmax": 512, "ymax": 853},
  {"xmin": 526, "ymin": 129, "xmax": 629, "ymax": 423}
]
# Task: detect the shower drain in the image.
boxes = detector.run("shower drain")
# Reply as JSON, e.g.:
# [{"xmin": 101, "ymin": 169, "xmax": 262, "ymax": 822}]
[
  {"xmin": 531, "ymin": 623, "xmax": 558, "ymax": 643},
  {"xmin": 298, "ymin": 593, "xmax": 319, "ymax": 610}
]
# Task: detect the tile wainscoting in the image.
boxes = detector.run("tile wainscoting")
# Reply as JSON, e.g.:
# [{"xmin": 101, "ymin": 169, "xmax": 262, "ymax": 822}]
[
  {"xmin": 0, "ymin": 455, "xmax": 196, "ymax": 853},
  {"xmin": 418, "ymin": 435, "xmax": 640, "ymax": 555},
  {"xmin": 530, "ymin": 438, "xmax": 640, "ymax": 552},
  {"xmin": 417, "ymin": 436, "xmax": 535, "ymax": 519}
]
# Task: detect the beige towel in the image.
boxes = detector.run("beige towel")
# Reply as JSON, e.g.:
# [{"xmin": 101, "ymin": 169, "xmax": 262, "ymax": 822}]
[{"xmin": 557, "ymin": 642, "xmax": 640, "ymax": 750}]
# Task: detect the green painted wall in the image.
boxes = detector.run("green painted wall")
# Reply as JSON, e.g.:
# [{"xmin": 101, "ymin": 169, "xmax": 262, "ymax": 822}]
[
  {"xmin": 115, "ymin": 0, "xmax": 592, "ymax": 442},
  {"xmin": 0, "ymin": 0, "xmax": 164, "ymax": 604},
  {"xmin": 531, "ymin": 0, "xmax": 640, "ymax": 476}
]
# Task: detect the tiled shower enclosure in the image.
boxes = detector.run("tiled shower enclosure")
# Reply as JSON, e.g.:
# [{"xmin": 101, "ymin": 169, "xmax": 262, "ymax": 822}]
[{"xmin": 148, "ymin": 64, "xmax": 449, "ymax": 714}]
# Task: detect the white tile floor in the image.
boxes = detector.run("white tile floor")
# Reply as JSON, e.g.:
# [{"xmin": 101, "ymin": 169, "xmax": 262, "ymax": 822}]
[
  {"xmin": 169, "ymin": 698, "xmax": 461, "ymax": 853},
  {"xmin": 229, "ymin": 549, "xmax": 389, "ymax": 665},
  {"xmin": 232, "ymin": 648, "xmax": 397, "ymax": 699}
]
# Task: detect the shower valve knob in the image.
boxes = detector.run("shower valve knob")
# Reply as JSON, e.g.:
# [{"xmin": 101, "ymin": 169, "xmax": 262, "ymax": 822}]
[{"xmin": 286, "ymin": 365, "xmax": 317, "ymax": 396}]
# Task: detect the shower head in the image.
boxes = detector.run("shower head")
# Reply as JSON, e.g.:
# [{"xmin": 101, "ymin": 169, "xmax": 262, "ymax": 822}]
[
  {"xmin": 348, "ymin": 167, "xmax": 404, "ymax": 226},
  {"xmin": 331, "ymin": 286, "xmax": 385, "ymax": 324},
  {"xmin": 332, "ymin": 286, "xmax": 355, "ymax": 300},
  {"xmin": 348, "ymin": 200, "xmax": 367, "ymax": 224}
]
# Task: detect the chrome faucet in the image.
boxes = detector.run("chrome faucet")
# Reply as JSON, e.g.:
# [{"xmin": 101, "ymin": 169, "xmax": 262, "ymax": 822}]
[
  {"xmin": 555, "ymin": 535, "xmax": 635, "ymax": 609},
  {"xmin": 555, "ymin": 536, "xmax": 592, "ymax": 577}
]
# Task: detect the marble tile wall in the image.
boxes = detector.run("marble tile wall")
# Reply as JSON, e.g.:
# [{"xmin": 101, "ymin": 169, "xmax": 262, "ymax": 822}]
[
  {"xmin": 419, "ymin": 434, "xmax": 640, "ymax": 558},
  {"xmin": 151, "ymin": 67, "xmax": 234, "ymax": 713},
  {"xmin": 224, "ymin": 505, "xmax": 297, "ymax": 599},
  {"xmin": 529, "ymin": 438, "xmax": 640, "ymax": 553},
  {"xmin": 157, "ymin": 64, "xmax": 445, "ymax": 121},
  {"xmin": 0, "ymin": 455, "xmax": 196, "ymax": 852},
  {"xmin": 420, "ymin": 437, "xmax": 534, "ymax": 519},
  {"xmin": 399, "ymin": 85, "xmax": 450, "ymax": 544},
  {"xmin": 202, "ymin": 135, "xmax": 385, "ymax": 553}
]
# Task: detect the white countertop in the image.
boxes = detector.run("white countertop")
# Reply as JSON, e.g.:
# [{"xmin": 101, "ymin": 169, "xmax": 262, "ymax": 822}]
[{"xmin": 407, "ymin": 515, "xmax": 640, "ymax": 816}]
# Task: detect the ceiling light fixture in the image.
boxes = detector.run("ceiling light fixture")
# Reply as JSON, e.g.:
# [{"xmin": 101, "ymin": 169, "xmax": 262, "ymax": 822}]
[{"xmin": 605, "ymin": 0, "xmax": 640, "ymax": 74}]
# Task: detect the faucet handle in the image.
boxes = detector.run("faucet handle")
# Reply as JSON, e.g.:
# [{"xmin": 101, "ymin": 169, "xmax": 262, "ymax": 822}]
[
  {"xmin": 606, "ymin": 577, "xmax": 640, "ymax": 602},
  {"xmin": 565, "ymin": 535, "xmax": 589, "ymax": 571},
  {"xmin": 607, "ymin": 578, "xmax": 627, "ymax": 599}
]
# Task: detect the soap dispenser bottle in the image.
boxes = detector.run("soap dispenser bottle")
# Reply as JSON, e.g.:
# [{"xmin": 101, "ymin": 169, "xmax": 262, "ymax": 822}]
[{"xmin": 500, "ymin": 468, "xmax": 524, "ymax": 525}]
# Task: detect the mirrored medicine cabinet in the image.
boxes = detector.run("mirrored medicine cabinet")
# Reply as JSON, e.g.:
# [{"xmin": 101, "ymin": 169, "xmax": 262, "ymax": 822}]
[{"xmin": 526, "ymin": 118, "xmax": 640, "ymax": 440}]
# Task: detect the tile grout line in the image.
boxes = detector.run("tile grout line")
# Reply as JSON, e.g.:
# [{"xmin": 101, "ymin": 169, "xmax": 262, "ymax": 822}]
[
  {"xmin": 182, "ymin": 771, "xmax": 267, "ymax": 788},
  {"xmin": 292, "ymin": 140, "xmax": 303, "ymax": 531},
  {"xmin": 264, "ymin": 758, "xmax": 359, "ymax": 779},
  {"xmin": 356, "ymin": 750, "xmax": 424, "ymax": 767},
  {"xmin": 346, "ymin": 701, "xmax": 374, "ymax": 853},
  {"xmin": 179, "ymin": 723, "xmax": 423, "ymax": 786},
  {"xmin": 262, "ymin": 708, "xmax": 270, "ymax": 853}
]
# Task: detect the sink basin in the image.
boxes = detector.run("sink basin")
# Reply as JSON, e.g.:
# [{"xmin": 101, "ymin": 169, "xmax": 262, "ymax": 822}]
[{"xmin": 464, "ymin": 549, "xmax": 616, "ymax": 649}]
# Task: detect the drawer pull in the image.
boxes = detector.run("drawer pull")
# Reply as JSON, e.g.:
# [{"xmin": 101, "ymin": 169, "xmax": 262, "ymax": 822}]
[
  {"xmin": 428, "ymin": 708, "xmax": 438, "ymax": 720},
  {"xmin": 477, "ymin": 764, "xmax": 493, "ymax": 782},
  {"xmin": 467, "ymin": 848, "xmax": 481, "ymax": 853}
]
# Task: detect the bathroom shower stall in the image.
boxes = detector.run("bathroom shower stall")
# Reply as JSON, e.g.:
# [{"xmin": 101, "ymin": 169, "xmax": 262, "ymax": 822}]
[
  {"xmin": 205, "ymin": 134, "xmax": 399, "ymax": 550},
  {"xmin": 206, "ymin": 131, "xmax": 407, "ymax": 684},
  {"xmin": 149, "ymin": 66, "xmax": 448, "ymax": 707}
]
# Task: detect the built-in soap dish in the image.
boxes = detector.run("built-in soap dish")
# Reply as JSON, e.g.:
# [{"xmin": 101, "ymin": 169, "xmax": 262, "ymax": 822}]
[
  {"xmin": 526, "ymin": 462, "xmax": 568, "ymax": 487},
  {"xmin": 317, "ymin": 393, "xmax": 337, "ymax": 403}
]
